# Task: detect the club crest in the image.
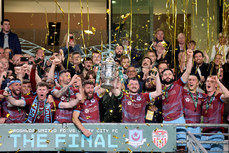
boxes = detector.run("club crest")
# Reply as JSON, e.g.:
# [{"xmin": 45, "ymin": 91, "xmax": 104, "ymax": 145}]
[
  {"xmin": 125, "ymin": 129, "xmax": 146, "ymax": 148},
  {"xmin": 152, "ymin": 129, "xmax": 168, "ymax": 149}
]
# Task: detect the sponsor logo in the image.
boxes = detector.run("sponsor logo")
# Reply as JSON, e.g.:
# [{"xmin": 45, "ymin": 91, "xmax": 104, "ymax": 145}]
[
  {"xmin": 136, "ymin": 96, "xmax": 141, "ymax": 101},
  {"xmin": 185, "ymin": 97, "xmax": 190, "ymax": 102},
  {"xmin": 125, "ymin": 129, "xmax": 146, "ymax": 148},
  {"xmin": 84, "ymin": 109, "xmax": 89, "ymax": 113},
  {"xmin": 60, "ymin": 96, "xmax": 65, "ymax": 101},
  {"xmin": 91, "ymin": 99, "xmax": 95, "ymax": 103},
  {"xmin": 152, "ymin": 129, "xmax": 168, "ymax": 149}
]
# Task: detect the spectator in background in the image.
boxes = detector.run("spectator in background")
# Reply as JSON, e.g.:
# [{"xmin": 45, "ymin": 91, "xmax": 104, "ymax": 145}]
[
  {"xmin": 60, "ymin": 32, "xmax": 83, "ymax": 58},
  {"xmin": 146, "ymin": 50, "xmax": 157, "ymax": 68},
  {"xmin": 69, "ymin": 52, "xmax": 83, "ymax": 76},
  {"xmin": 149, "ymin": 28, "xmax": 170, "ymax": 51},
  {"xmin": 211, "ymin": 33, "xmax": 229, "ymax": 63},
  {"xmin": 0, "ymin": 19, "xmax": 21, "ymax": 54},
  {"xmin": 187, "ymin": 40, "xmax": 196, "ymax": 50},
  {"xmin": 114, "ymin": 44, "xmax": 124, "ymax": 62},
  {"xmin": 191, "ymin": 50, "xmax": 210, "ymax": 88},
  {"xmin": 120, "ymin": 55, "xmax": 130, "ymax": 74},
  {"xmin": 92, "ymin": 50, "xmax": 102, "ymax": 66}
]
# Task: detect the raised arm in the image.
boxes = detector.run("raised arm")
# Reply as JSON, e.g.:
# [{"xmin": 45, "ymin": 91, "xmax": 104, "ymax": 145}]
[
  {"xmin": 111, "ymin": 76, "xmax": 122, "ymax": 97},
  {"xmin": 214, "ymin": 76, "xmax": 229, "ymax": 100},
  {"xmin": 48, "ymin": 58, "xmax": 61, "ymax": 80},
  {"xmin": 149, "ymin": 70, "xmax": 162, "ymax": 99},
  {"xmin": 59, "ymin": 93, "xmax": 82, "ymax": 108},
  {"xmin": 52, "ymin": 75, "xmax": 78, "ymax": 98},
  {"xmin": 181, "ymin": 49, "xmax": 193, "ymax": 83},
  {"xmin": 72, "ymin": 111, "xmax": 92, "ymax": 137},
  {"xmin": 3, "ymin": 91, "xmax": 25, "ymax": 107}
]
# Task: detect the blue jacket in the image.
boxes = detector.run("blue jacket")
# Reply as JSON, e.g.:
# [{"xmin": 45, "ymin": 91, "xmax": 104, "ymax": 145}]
[{"xmin": 0, "ymin": 31, "xmax": 22, "ymax": 54}]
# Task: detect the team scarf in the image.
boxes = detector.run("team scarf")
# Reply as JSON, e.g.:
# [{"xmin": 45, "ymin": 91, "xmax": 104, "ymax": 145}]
[{"xmin": 26, "ymin": 96, "xmax": 52, "ymax": 123}]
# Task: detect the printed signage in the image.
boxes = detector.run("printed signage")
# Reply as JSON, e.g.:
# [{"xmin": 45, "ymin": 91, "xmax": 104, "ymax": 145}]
[{"xmin": 0, "ymin": 123, "xmax": 176, "ymax": 152}]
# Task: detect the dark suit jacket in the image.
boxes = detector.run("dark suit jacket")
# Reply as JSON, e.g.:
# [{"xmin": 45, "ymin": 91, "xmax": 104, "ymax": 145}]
[
  {"xmin": 0, "ymin": 31, "xmax": 21, "ymax": 54},
  {"xmin": 191, "ymin": 62, "xmax": 210, "ymax": 80}
]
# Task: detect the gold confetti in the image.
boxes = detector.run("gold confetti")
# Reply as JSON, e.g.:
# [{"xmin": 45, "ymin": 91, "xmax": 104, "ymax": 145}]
[
  {"xmin": 127, "ymin": 148, "xmax": 132, "ymax": 153},
  {"xmin": 64, "ymin": 142, "xmax": 66, "ymax": 144},
  {"xmin": 96, "ymin": 128, "xmax": 99, "ymax": 130},
  {"xmin": 46, "ymin": 140, "xmax": 50, "ymax": 144},
  {"xmin": 8, "ymin": 129, "xmax": 13, "ymax": 134},
  {"xmin": 161, "ymin": 41, "xmax": 168, "ymax": 48},
  {"xmin": 32, "ymin": 104, "xmax": 35, "ymax": 107},
  {"xmin": 49, "ymin": 128, "xmax": 54, "ymax": 132},
  {"xmin": 106, "ymin": 9, "xmax": 110, "ymax": 14},
  {"xmin": 146, "ymin": 123, "xmax": 150, "ymax": 127},
  {"xmin": 113, "ymin": 136, "xmax": 118, "ymax": 139},
  {"xmin": 0, "ymin": 136, "xmax": 2, "ymax": 138},
  {"xmin": 123, "ymin": 134, "xmax": 126, "ymax": 137},
  {"xmin": 125, "ymin": 126, "xmax": 128, "ymax": 129},
  {"xmin": 15, "ymin": 149, "xmax": 20, "ymax": 153},
  {"xmin": 154, "ymin": 128, "xmax": 158, "ymax": 132},
  {"xmin": 34, "ymin": 129, "xmax": 38, "ymax": 133},
  {"xmin": 6, "ymin": 113, "xmax": 10, "ymax": 118},
  {"xmin": 147, "ymin": 143, "xmax": 150, "ymax": 147},
  {"xmin": 125, "ymin": 141, "xmax": 129, "ymax": 144},
  {"xmin": 160, "ymin": 124, "xmax": 163, "ymax": 127},
  {"xmin": 109, "ymin": 110, "xmax": 113, "ymax": 113},
  {"xmin": 113, "ymin": 149, "xmax": 117, "ymax": 151}
]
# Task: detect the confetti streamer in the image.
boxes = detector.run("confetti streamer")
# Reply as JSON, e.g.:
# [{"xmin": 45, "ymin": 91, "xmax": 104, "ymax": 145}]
[
  {"xmin": 54, "ymin": 0, "xmax": 65, "ymax": 17},
  {"xmin": 67, "ymin": 0, "xmax": 70, "ymax": 69},
  {"xmin": 87, "ymin": 0, "xmax": 90, "ymax": 47},
  {"xmin": 35, "ymin": 0, "xmax": 50, "ymax": 45},
  {"xmin": 206, "ymin": 0, "xmax": 210, "ymax": 53},
  {"xmin": 80, "ymin": 0, "xmax": 87, "ymax": 55},
  {"xmin": 129, "ymin": 0, "xmax": 133, "ymax": 62}
]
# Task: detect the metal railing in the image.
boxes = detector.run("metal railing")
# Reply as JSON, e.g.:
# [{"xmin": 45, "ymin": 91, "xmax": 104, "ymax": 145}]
[{"xmin": 173, "ymin": 123, "xmax": 229, "ymax": 153}]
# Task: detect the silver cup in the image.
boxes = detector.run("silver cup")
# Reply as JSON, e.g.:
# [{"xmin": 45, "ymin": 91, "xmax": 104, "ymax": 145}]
[{"xmin": 101, "ymin": 56, "xmax": 116, "ymax": 89}]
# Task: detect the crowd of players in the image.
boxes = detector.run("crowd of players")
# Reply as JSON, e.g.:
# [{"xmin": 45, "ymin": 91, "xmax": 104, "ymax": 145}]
[{"xmin": 0, "ymin": 19, "xmax": 229, "ymax": 152}]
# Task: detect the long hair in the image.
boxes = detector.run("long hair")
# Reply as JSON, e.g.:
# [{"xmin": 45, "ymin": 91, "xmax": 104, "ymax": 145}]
[{"xmin": 61, "ymin": 32, "xmax": 76, "ymax": 47}]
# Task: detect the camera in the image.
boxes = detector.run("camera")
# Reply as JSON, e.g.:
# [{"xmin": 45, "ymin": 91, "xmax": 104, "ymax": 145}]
[
  {"xmin": 69, "ymin": 36, "xmax": 74, "ymax": 40},
  {"xmin": 20, "ymin": 57, "xmax": 29, "ymax": 62}
]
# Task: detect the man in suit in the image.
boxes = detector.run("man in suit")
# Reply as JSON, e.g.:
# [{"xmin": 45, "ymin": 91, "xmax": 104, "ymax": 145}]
[{"xmin": 0, "ymin": 19, "xmax": 21, "ymax": 54}]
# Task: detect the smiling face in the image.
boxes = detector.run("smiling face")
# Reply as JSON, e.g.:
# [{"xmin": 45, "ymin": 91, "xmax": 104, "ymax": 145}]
[
  {"xmin": 146, "ymin": 51, "xmax": 156, "ymax": 64},
  {"xmin": 84, "ymin": 84, "xmax": 94, "ymax": 99},
  {"xmin": 214, "ymin": 54, "xmax": 222, "ymax": 66},
  {"xmin": 141, "ymin": 58, "xmax": 151, "ymax": 69},
  {"xmin": 92, "ymin": 53, "xmax": 101, "ymax": 65},
  {"xmin": 161, "ymin": 69, "xmax": 175, "ymax": 85},
  {"xmin": 194, "ymin": 52, "xmax": 204, "ymax": 65},
  {"xmin": 59, "ymin": 72, "xmax": 71, "ymax": 85},
  {"xmin": 128, "ymin": 79, "xmax": 140, "ymax": 94},
  {"xmin": 21, "ymin": 83, "xmax": 32, "ymax": 95},
  {"xmin": 9, "ymin": 82, "xmax": 21, "ymax": 96},
  {"xmin": 187, "ymin": 75, "xmax": 199, "ymax": 92},
  {"xmin": 127, "ymin": 67, "xmax": 137, "ymax": 78},
  {"xmin": 37, "ymin": 86, "xmax": 49, "ymax": 101}
]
